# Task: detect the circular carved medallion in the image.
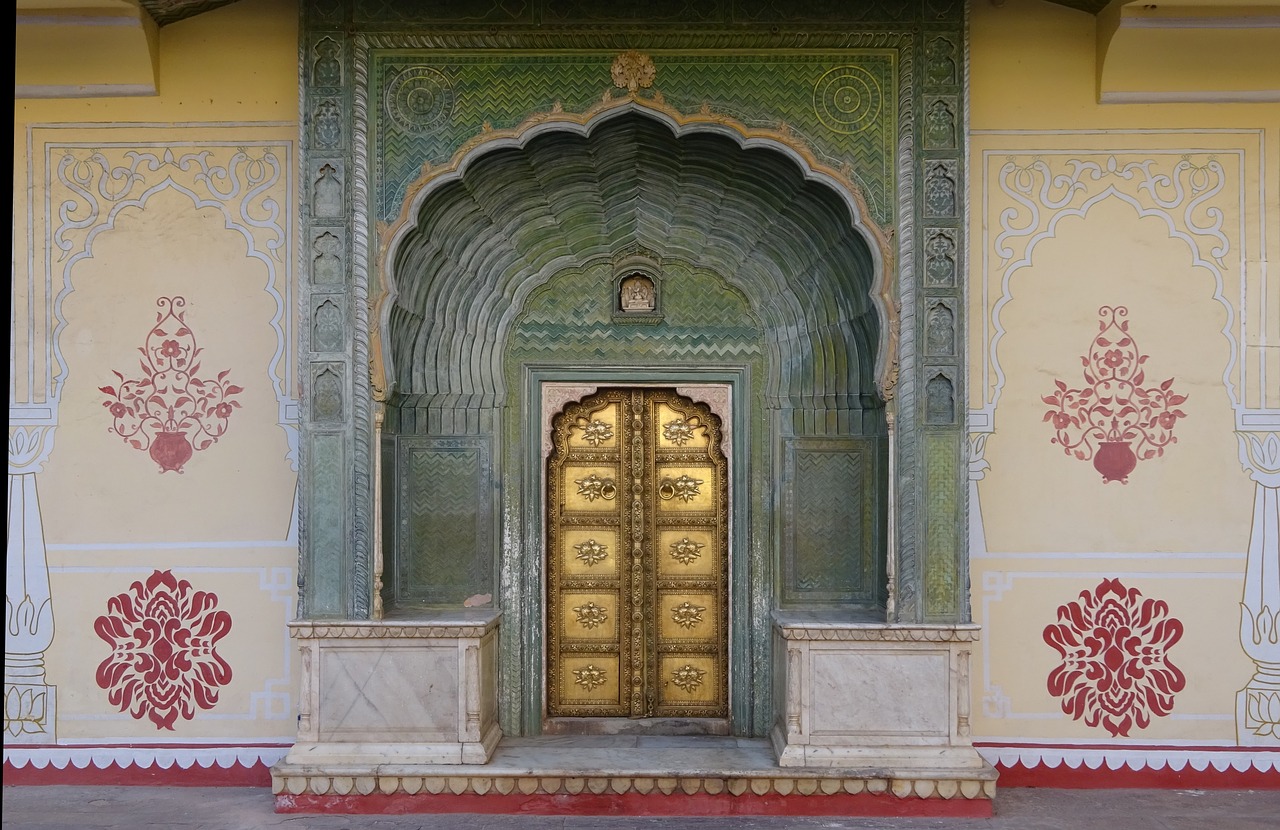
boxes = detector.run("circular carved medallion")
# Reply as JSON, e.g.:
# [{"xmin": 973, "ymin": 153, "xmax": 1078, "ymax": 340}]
[
  {"xmin": 385, "ymin": 67, "xmax": 455, "ymax": 132},
  {"xmin": 812, "ymin": 65, "xmax": 882, "ymax": 135}
]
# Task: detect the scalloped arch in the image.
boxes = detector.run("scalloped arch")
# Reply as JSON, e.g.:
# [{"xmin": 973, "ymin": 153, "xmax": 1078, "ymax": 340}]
[{"xmin": 379, "ymin": 105, "xmax": 892, "ymax": 411}]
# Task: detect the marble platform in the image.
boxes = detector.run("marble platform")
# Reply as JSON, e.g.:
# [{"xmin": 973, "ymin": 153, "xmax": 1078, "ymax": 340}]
[{"xmin": 272, "ymin": 735, "xmax": 997, "ymax": 816}]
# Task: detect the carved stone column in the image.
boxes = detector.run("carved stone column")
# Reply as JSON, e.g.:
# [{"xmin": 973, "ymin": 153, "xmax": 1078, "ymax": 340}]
[
  {"xmin": 1236, "ymin": 431, "xmax": 1280, "ymax": 745},
  {"xmin": 5, "ymin": 426, "xmax": 57, "ymax": 742}
]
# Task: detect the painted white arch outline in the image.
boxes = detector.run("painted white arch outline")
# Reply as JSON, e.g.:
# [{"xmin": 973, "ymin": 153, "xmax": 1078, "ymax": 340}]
[
  {"xmin": 53, "ymin": 179, "xmax": 288, "ymax": 408},
  {"xmin": 986, "ymin": 185, "xmax": 1240, "ymax": 415}
]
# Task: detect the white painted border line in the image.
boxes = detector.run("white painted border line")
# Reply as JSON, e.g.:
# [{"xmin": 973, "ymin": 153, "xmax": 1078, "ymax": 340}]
[
  {"xmin": 977, "ymin": 745, "xmax": 1279, "ymax": 774},
  {"xmin": 3, "ymin": 745, "xmax": 290, "ymax": 770}
]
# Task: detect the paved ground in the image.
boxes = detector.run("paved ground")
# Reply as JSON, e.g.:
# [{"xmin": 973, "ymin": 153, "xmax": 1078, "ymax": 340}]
[{"xmin": 2, "ymin": 786, "xmax": 1279, "ymax": 830}]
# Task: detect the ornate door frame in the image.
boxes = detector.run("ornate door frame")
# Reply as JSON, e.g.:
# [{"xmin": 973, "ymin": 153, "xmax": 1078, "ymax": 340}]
[
  {"xmin": 544, "ymin": 387, "xmax": 731, "ymax": 728},
  {"xmin": 526, "ymin": 371, "xmax": 744, "ymax": 734}
]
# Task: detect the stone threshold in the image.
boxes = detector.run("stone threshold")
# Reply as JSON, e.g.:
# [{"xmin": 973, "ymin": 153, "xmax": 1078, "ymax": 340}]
[{"xmin": 272, "ymin": 736, "xmax": 997, "ymax": 816}]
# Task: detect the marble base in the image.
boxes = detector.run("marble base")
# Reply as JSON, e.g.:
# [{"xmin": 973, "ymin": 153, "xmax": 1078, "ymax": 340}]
[
  {"xmin": 276, "ymin": 612, "xmax": 502, "ymax": 769},
  {"xmin": 769, "ymin": 611, "xmax": 994, "ymax": 778}
]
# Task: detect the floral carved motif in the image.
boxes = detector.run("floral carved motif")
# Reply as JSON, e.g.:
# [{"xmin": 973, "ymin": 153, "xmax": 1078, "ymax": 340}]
[
  {"xmin": 611, "ymin": 50, "xmax": 656, "ymax": 93},
  {"xmin": 574, "ymin": 539, "xmax": 609, "ymax": 566},
  {"xmin": 573, "ymin": 602, "xmax": 609, "ymax": 630},
  {"xmin": 1043, "ymin": 578, "xmax": 1185, "ymax": 738},
  {"xmin": 94, "ymin": 570, "xmax": 234, "ymax": 730},
  {"xmin": 573, "ymin": 665, "xmax": 607, "ymax": 693},
  {"xmin": 575, "ymin": 473, "xmax": 617, "ymax": 501},
  {"xmin": 1043, "ymin": 306, "xmax": 1187, "ymax": 484},
  {"xmin": 663, "ymin": 418, "xmax": 696, "ymax": 446},
  {"xmin": 658, "ymin": 474, "xmax": 703, "ymax": 502},
  {"xmin": 671, "ymin": 664, "xmax": 706, "ymax": 693},
  {"xmin": 671, "ymin": 602, "xmax": 706, "ymax": 629},
  {"xmin": 100, "ymin": 297, "xmax": 243, "ymax": 473},
  {"xmin": 578, "ymin": 419, "xmax": 614, "ymax": 446},
  {"xmin": 669, "ymin": 537, "xmax": 704, "ymax": 566}
]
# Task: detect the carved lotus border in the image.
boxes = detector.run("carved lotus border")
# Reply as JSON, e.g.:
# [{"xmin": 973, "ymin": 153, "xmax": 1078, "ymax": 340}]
[{"xmin": 273, "ymin": 773, "xmax": 996, "ymax": 800}]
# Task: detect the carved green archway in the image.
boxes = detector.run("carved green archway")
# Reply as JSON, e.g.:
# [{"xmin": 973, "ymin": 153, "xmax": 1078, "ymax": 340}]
[
  {"xmin": 379, "ymin": 110, "xmax": 887, "ymax": 733},
  {"xmin": 295, "ymin": 2, "xmax": 971, "ymax": 738}
]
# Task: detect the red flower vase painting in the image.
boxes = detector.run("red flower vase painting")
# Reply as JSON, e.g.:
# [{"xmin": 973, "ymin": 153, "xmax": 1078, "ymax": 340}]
[
  {"xmin": 1042, "ymin": 306, "xmax": 1187, "ymax": 483},
  {"xmin": 94, "ymin": 570, "xmax": 234, "ymax": 730},
  {"xmin": 1043, "ymin": 578, "xmax": 1185, "ymax": 737},
  {"xmin": 100, "ymin": 297, "xmax": 243, "ymax": 473}
]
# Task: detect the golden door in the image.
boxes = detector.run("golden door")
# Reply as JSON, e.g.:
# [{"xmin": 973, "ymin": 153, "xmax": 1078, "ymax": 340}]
[{"xmin": 547, "ymin": 388, "xmax": 728, "ymax": 720}]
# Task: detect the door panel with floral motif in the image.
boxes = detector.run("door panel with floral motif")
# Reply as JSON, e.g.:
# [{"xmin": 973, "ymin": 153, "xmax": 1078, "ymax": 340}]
[{"xmin": 547, "ymin": 388, "xmax": 728, "ymax": 720}]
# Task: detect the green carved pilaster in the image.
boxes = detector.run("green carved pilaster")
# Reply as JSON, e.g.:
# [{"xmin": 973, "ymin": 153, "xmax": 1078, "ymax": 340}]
[{"xmin": 299, "ymin": 0, "xmax": 372, "ymax": 618}]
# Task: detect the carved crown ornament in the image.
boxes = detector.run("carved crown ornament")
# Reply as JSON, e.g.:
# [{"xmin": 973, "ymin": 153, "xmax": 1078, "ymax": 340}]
[{"xmin": 371, "ymin": 62, "xmax": 899, "ymax": 405}]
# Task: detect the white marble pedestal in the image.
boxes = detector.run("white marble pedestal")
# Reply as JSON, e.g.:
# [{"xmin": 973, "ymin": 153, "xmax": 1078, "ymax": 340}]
[
  {"xmin": 770, "ymin": 611, "xmax": 994, "ymax": 782},
  {"xmin": 276, "ymin": 611, "xmax": 501, "ymax": 769}
]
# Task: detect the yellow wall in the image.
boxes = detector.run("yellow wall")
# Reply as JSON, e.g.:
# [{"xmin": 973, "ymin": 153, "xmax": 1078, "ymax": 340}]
[
  {"xmin": 968, "ymin": 0, "xmax": 1279, "ymax": 749},
  {"xmin": 9, "ymin": 0, "xmax": 1277, "ymax": 761},
  {"xmin": 10, "ymin": 0, "xmax": 300, "ymax": 747}
]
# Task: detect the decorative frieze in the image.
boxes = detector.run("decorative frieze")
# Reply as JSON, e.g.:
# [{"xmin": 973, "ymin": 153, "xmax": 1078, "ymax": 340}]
[
  {"xmin": 273, "ymin": 772, "xmax": 997, "ymax": 800},
  {"xmin": 773, "ymin": 623, "xmax": 981, "ymax": 643}
]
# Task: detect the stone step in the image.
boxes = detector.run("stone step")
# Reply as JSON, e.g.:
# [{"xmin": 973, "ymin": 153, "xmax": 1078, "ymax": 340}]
[{"xmin": 271, "ymin": 736, "xmax": 997, "ymax": 816}]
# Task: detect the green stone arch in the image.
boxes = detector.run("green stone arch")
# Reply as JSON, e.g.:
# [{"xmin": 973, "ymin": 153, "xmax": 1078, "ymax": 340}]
[
  {"xmin": 379, "ymin": 107, "xmax": 892, "ymax": 408},
  {"xmin": 295, "ymin": 3, "xmax": 972, "ymax": 730},
  {"xmin": 379, "ymin": 109, "xmax": 890, "ymax": 734}
]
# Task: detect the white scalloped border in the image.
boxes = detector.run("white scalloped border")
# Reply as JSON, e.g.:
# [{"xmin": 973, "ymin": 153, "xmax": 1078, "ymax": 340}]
[
  {"xmin": 977, "ymin": 746, "xmax": 1279, "ymax": 775},
  {"xmin": 3, "ymin": 746, "xmax": 289, "ymax": 771}
]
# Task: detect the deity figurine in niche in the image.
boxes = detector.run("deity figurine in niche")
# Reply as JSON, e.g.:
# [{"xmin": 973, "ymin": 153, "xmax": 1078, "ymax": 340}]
[{"xmin": 619, "ymin": 273, "xmax": 656, "ymax": 312}]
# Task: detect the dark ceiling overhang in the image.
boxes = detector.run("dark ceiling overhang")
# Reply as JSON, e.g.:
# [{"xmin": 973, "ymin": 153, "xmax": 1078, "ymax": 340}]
[
  {"xmin": 1041, "ymin": 0, "xmax": 1112, "ymax": 12},
  {"xmin": 139, "ymin": 0, "xmax": 241, "ymax": 27}
]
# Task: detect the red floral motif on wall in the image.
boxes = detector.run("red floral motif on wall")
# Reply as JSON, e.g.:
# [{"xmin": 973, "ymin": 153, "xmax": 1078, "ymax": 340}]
[
  {"xmin": 94, "ymin": 570, "xmax": 233, "ymax": 730},
  {"xmin": 100, "ymin": 297, "xmax": 243, "ymax": 473},
  {"xmin": 1043, "ymin": 578, "xmax": 1185, "ymax": 737},
  {"xmin": 1042, "ymin": 306, "xmax": 1187, "ymax": 483}
]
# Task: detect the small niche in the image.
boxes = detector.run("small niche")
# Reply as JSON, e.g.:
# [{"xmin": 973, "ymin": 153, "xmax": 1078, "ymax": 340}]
[{"xmin": 613, "ymin": 270, "xmax": 662, "ymax": 325}]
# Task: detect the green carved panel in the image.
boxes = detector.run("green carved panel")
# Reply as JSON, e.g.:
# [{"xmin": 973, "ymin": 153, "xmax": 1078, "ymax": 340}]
[
  {"xmin": 509, "ymin": 261, "xmax": 763, "ymax": 365},
  {"xmin": 782, "ymin": 437, "xmax": 885, "ymax": 607},
  {"xmin": 395, "ymin": 437, "xmax": 493, "ymax": 606},
  {"xmin": 308, "ymin": 432, "xmax": 347, "ymax": 616},
  {"xmin": 923, "ymin": 430, "xmax": 959, "ymax": 618},
  {"xmin": 372, "ymin": 50, "xmax": 897, "ymax": 224}
]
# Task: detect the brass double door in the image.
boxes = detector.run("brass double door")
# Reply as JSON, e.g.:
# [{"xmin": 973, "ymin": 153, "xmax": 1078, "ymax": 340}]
[{"xmin": 547, "ymin": 388, "xmax": 728, "ymax": 720}]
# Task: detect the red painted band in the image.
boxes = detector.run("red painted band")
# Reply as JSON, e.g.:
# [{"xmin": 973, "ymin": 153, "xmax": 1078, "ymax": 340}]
[
  {"xmin": 993, "ymin": 761, "xmax": 1280, "ymax": 790},
  {"xmin": 3, "ymin": 760, "xmax": 271, "ymax": 787}
]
